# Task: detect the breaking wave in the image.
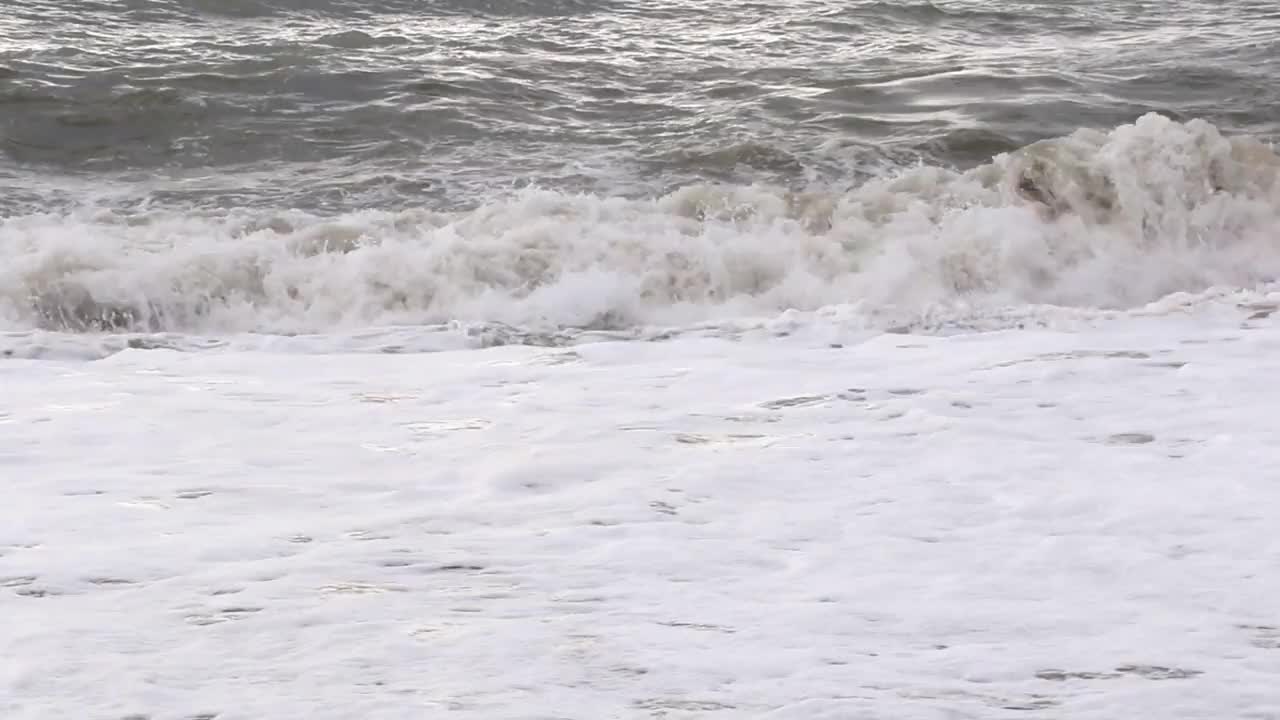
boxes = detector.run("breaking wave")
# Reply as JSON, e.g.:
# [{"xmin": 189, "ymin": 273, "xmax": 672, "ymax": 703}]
[{"xmin": 3, "ymin": 114, "xmax": 1279, "ymax": 337}]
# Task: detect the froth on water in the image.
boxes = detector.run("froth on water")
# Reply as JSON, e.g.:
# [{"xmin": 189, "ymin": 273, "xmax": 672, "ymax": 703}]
[{"xmin": 3, "ymin": 115, "xmax": 1278, "ymax": 338}]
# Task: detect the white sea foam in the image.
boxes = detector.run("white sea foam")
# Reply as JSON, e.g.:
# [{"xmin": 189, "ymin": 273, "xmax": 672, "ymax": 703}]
[
  {"xmin": 2, "ymin": 114, "xmax": 1278, "ymax": 343},
  {"xmin": 5, "ymin": 305, "xmax": 1280, "ymax": 718},
  {"xmin": 7, "ymin": 113, "xmax": 1280, "ymax": 719}
]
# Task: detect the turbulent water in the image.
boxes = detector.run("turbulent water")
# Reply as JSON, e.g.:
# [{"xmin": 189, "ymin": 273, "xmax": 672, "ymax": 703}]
[{"xmin": 3, "ymin": 0, "xmax": 1280, "ymax": 351}]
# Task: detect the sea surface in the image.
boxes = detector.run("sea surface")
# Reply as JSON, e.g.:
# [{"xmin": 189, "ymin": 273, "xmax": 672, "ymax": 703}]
[
  {"xmin": 7, "ymin": 4, "xmax": 1280, "ymax": 719},
  {"xmin": 3, "ymin": 0, "xmax": 1279, "ymax": 356}
]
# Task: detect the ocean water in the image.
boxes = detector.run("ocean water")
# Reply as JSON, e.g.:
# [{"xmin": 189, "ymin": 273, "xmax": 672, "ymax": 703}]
[
  {"xmin": 4, "ymin": 0, "xmax": 1280, "ymax": 353},
  {"xmin": 5, "ymin": 2, "xmax": 1280, "ymax": 718}
]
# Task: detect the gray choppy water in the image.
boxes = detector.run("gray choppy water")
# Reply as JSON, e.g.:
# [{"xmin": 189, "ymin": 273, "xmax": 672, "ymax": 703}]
[
  {"xmin": 4, "ymin": 0, "xmax": 1279, "ymax": 210},
  {"xmin": 3, "ymin": 0, "xmax": 1280, "ymax": 350}
]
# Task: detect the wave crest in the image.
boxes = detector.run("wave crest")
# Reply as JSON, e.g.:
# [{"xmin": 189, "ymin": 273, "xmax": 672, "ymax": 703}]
[{"xmin": 3, "ymin": 114, "xmax": 1278, "ymax": 335}]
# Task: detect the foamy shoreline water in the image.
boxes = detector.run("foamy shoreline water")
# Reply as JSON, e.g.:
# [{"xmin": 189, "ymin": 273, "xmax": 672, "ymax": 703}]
[{"xmin": 5, "ymin": 300, "xmax": 1280, "ymax": 719}]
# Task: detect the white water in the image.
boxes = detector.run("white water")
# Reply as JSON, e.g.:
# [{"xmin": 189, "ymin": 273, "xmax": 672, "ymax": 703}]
[
  {"xmin": 5, "ymin": 296, "xmax": 1280, "ymax": 718},
  {"xmin": 3, "ymin": 115, "xmax": 1279, "ymax": 349},
  {"xmin": 6, "ymin": 113, "xmax": 1280, "ymax": 718}
]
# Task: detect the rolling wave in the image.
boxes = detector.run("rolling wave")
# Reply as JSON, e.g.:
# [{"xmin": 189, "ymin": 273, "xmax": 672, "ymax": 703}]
[{"xmin": 3, "ymin": 115, "xmax": 1277, "ymax": 339}]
